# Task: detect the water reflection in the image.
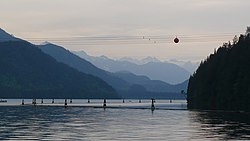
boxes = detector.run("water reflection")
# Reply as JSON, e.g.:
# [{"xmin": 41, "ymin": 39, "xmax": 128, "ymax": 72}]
[
  {"xmin": 1, "ymin": 106, "xmax": 250, "ymax": 140},
  {"xmin": 0, "ymin": 106, "xmax": 113, "ymax": 140},
  {"xmin": 190, "ymin": 110, "xmax": 250, "ymax": 140}
]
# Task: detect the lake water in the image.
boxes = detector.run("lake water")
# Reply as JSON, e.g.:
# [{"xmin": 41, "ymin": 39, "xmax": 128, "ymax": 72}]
[{"xmin": 1, "ymin": 99, "xmax": 250, "ymax": 140}]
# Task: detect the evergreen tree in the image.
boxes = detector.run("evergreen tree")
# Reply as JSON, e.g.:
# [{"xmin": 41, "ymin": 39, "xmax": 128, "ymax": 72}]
[{"xmin": 187, "ymin": 27, "xmax": 250, "ymax": 111}]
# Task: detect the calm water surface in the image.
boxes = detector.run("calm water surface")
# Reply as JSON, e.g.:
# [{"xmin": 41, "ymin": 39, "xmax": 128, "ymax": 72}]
[{"xmin": 0, "ymin": 99, "xmax": 250, "ymax": 140}]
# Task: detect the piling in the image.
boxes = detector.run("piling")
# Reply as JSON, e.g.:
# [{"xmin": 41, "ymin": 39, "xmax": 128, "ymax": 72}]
[
  {"xmin": 41, "ymin": 99, "xmax": 43, "ymax": 104},
  {"xmin": 64, "ymin": 99, "xmax": 67, "ymax": 107},
  {"xmin": 88, "ymin": 99, "xmax": 90, "ymax": 103},
  {"xmin": 52, "ymin": 99, "xmax": 54, "ymax": 104},
  {"xmin": 32, "ymin": 99, "xmax": 36, "ymax": 106},
  {"xmin": 70, "ymin": 99, "xmax": 72, "ymax": 103},
  {"xmin": 103, "ymin": 99, "xmax": 106, "ymax": 107},
  {"xmin": 151, "ymin": 98, "xmax": 155, "ymax": 110},
  {"xmin": 22, "ymin": 99, "xmax": 24, "ymax": 105},
  {"xmin": 123, "ymin": 99, "xmax": 125, "ymax": 103},
  {"xmin": 139, "ymin": 99, "xmax": 141, "ymax": 103}
]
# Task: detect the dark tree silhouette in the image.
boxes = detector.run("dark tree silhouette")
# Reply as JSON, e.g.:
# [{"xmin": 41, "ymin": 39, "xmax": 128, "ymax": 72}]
[
  {"xmin": 187, "ymin": 27, "xmax": 250, "ymax": 111},
  {"xmin": 246, "ymin": 26, "xmax": 250, "ymax": 35}
]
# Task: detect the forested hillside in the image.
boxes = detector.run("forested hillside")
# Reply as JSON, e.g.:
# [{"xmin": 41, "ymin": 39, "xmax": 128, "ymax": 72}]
[{"xmin": 188, "ymin": 29, "xmax": 250, "ymax": 111}]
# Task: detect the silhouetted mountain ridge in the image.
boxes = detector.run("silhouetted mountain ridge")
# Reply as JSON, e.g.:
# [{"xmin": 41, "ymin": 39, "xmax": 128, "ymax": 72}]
[
  {"xmin": 38, "ymin": 43, "xmax": 130, "ymax": 91},
  {"xmin": 0, "ymin": 28, "xmax": 21, "ymax": 42},
  {"xmin": 39, "ymin": 43, "xmax": 187, "ymax": 99},
  {"xmin": 0, "ymin": 41, "xmax": 118, "ymax": 98}
]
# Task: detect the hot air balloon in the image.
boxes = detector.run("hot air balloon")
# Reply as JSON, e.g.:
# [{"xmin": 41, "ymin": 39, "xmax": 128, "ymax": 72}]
[{"xmin": 174, "ymin": 36, "xmax": 179, "ymax": 43}]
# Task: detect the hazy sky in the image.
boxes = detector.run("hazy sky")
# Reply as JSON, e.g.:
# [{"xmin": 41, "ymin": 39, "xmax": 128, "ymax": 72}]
[{"xmin": 1, "ymin": 0, "xmax": 250, "ymax": 61}]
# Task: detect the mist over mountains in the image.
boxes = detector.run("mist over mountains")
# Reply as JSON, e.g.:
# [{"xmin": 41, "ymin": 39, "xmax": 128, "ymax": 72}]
[
  {"xmin": 39, "ymin": 43, "xmax": 187, "ymax": 99},
  {"xmin": 118, "ymin": 56, "xmax": 199, "ymax": 73},
  {"xmin": 73, "ymin": 51, "xmax": 195, "ymax": 84},
  {"xmin": 119, "ymin": 56, "xmax": 161, "ymax": 65}
]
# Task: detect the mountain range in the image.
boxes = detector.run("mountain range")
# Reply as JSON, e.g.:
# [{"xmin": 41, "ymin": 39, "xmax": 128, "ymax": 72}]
[
  {"xmin": 73, "ymin": 51, "xmax": 192, "ymax": 84},
  {"xmin": 0, "ymin": 28, "xmax": 118, "ymax": 99},
  {"xmin": 118, "ymin": 56, "xmax": 199, "ymax": 73},
  {"xmin": 38, "ymin": 43, "xmax": 187, "ymax": 99},
  {"xmin": 0, "ymin": 28, "xmax": 188, "ymax": 99}
]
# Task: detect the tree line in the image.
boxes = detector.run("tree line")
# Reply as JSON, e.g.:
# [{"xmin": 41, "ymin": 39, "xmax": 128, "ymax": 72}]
[{"xmin": 187, "ymin": 27, "xmax": 250, "ymax": 111}]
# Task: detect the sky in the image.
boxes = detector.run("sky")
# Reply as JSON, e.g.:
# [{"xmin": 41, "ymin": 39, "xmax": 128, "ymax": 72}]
[{"xmin": 1, "ymin": 0, "xmax": 250, "ymax": 62}]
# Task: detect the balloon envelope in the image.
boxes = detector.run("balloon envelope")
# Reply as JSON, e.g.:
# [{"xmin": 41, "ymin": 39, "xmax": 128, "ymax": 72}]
[{"xmin": 174, "ymin": 37, "xmax": 179, "ymax": 43}]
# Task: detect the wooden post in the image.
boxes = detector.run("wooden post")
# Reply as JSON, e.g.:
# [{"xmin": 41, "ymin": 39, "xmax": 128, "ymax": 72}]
[
  {"xmin": 151, "ymin": 98, "xmax": 155, "ymax": 110},
  {"xmin": 32, "ymin": 99, "xmax": 36, "ymax": 106},
  {"xmin": 103, "ymin": 99, "xmax": 106, "ymax": 107},
  {"xmin": 52, "ymin": 99, "xmax": 54, "ymax": 104},
  {"xmin": 22, "ymin": 99, "xmax": 24, "ymax": 105},
  {"xmin": 64, "ymin": 99, "xmax": 67, "ymax": 108}
]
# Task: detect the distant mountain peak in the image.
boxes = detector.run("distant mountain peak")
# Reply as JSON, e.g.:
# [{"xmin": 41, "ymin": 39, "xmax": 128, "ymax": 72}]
[
  {"xmin": 141, "ymin": 56, "xmax": 161, "ymax": 64},
  {"xmin": 79, "ymin": 50, "xmax": 87, "ymax": 54},
  {"xmin": 0, "ymin": 28, "xmax": 20, "ymax": 42},
  {"xmin": 118, "ymin": 56, "xmax": 161, "ymax": 65},
  {"xmin": 119, "ymin": 57, "xmax": 141, "ymax": 64},
  {"xmin": 100, "ymin": 55, "xmax": 110, "ymax": 60}
]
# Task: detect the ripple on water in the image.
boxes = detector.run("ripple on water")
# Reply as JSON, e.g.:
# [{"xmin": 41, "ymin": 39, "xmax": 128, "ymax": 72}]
[{"xmin": 0, "ymin": 103, "xmax": 250, "ymax": 140}]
